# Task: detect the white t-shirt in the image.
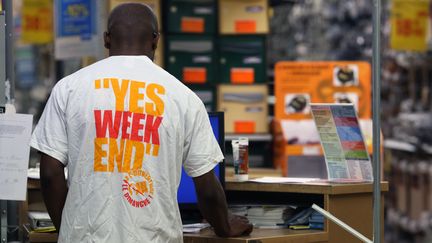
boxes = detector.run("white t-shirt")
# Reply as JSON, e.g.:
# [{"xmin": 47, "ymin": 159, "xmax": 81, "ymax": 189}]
[{"xmin": 30, "ymin": 55, "xmax": 224, "ymax": 243}]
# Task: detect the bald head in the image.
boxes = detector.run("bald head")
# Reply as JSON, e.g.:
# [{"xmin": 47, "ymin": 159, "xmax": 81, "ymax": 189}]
[{"xmin": 104, "ymin": 3, "xmax": 159, "ymax": 58}]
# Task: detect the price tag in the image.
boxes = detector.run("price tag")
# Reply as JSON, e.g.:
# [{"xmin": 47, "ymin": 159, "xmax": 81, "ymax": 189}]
[
  {"xmin": 183, "ymin": 67, "xmax": 207, "ymax": 84},
  {"xmin": 235, "ymin": 20, "xmax": 256, "ymax": 33},
  {"xmin": 181, "ymin": 17, "xmax": 205, "ymax": 33}
]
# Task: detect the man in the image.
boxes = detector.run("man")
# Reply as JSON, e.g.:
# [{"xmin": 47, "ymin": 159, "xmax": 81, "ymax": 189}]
[{"xmin": 31, "ymin": 3, "xmax": 252, "ymax": 242}]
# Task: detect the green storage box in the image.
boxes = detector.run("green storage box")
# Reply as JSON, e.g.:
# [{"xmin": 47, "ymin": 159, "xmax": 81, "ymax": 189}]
[
  {"xmin": 165, "ymin": 35, "xmax": 217, "ymax": 85},
  {"xmin": 166, "ymin": 0, "xmax": 216, "ymax": 34},
  {"xmin": 219, "ymin": 36, "xmax": 266, "ymax": 84}
]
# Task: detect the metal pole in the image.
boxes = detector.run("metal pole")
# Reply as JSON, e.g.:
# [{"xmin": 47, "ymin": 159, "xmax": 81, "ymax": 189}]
[
  {"xmin": 0, "ymin": 12, "xmax": 5, "ymax": 106},
  {"xmin": 1, "ymin": 1, "xmax": 12, "ymax": 241},
  {"xmin": 372, "ymin": 0, "xmax": 382, "ymax": 242},
  {"xmin": 4, "ymin": 0, "xmax": 13, "ymax": 104}
]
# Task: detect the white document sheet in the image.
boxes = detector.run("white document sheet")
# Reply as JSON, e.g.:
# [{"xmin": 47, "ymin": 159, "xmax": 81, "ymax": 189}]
[
  {"xmin": 182, "ymin": 223, "xmax": 210, "ymax": 233},
  {"xmin": 0, "ymin": 113, "xmax": 33, "ymax": 201},
  {"xmin": 249, "ymin": 177, "xmax": 319, "ymax": 184}
]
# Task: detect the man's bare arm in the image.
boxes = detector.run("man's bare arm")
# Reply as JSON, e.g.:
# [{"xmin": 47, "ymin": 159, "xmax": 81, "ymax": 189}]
[
  {"xmin": 193, "ymin": 170, "xmax": 253, "ymax": 237},
  {"xmin": 39, "ymin": 153, "xmax": 68, "ymax": 232}
]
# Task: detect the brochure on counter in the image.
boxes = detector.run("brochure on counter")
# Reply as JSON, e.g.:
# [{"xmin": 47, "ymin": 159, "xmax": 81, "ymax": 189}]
[{"xmin": 310, "ymin": 103, "xmax": 373, "ymax": 182}]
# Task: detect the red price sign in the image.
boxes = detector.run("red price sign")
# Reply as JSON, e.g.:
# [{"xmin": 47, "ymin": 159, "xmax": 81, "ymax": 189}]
[
  {"xmin": 395, "ymin": 18, "xmax": 426, "ymax": 38},
  {"xmin": 391, "ymin": 0, "xmax": 429, "ymax": 52},
  {"xmin": 21, "ymin": 0, "xmax": 53, "ymax": 44},
  {"xmin": 23, "ymin": 8, "xmax": 52, "ymax": 32}
]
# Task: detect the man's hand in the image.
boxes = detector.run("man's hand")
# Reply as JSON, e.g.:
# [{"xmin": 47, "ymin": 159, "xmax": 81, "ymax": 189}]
[
  {"xmin": 193, "ymin": 170, "xmax": 254, "ymax": 238},
  {"xmin": 227, "ymin": 214, "xmax": 253, "ymax": 237}
]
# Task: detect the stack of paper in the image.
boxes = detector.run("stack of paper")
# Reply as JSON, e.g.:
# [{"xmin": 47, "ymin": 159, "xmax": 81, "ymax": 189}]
[
  {"xmin": 285, "ymin": 207, "xmax": 313, "ymax": 230},
  {"xmin": 247, "ymin": 206, "xmax": 288, "ymax": 226},
  {"xmin": 229, "ymin": 205, "xmax": 297, "ymax": 228},
  {"xmin": 249, "ymin": 177, "xmax": 319, "ymax": 184},
  {"xmin": 28, "ymin": 211, "xmax": 55, "ymax": 232},
  {"xmin": 229, "ymin": 205, "xmax": 248, "ymax": 217}
]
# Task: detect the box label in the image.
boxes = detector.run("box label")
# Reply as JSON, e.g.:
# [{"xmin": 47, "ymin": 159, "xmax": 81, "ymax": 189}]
[
  {"xmin": 181, "ymin": 17, "xmax": 205, "ymax": 33},
  {"xmin": 235, "ymin": 20, "xmax": 257, "ymax": 33},
  {"xmin": 234, "ymin": 121, "xmax": 256, "ymax": 133},
  {"xmin": 183, "ymin": 67, "xmax": 207, "ymax": 84},
  {"xmin": 231, "ymin": 68, "xmax": 255, "ymax": 84}
]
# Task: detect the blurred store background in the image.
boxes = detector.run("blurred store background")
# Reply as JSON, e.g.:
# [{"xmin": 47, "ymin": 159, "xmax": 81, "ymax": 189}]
[{"xmin": 1, "ymin": 0, "xmax": 432, "ymax": 242}]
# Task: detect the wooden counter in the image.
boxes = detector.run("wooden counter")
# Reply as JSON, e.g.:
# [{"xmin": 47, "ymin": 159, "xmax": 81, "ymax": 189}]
[
  {"xmin": 24, "ymin": 170, "xmax": 388, "ymax": 243},
  {"xmin": 225, "ymin": 179, "xmax": 389, "ymax": 195},
  {"xmin": 186, "ymin": 177, "xmax": 388, "ymax": 243},
  {"xmin": 184, "ymin": 228, "xmax": 327, "ymax": 243},
  {"xmin": 225, "ymin": 166, "xmax": 283, "ymax": 179},
  {"xmin": 23, "ymin": 224, "xmax": 58, "ymax": 243}
]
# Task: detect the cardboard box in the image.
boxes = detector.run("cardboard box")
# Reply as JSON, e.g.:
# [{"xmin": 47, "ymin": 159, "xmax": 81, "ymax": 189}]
[
  {"xmin": 219, "ymin": 36, "xmax": 266, "ymax": 84},
  {"xmin": 166, "ymin": 35, "xmax": 217, "ymax": 84},
  {"xmin": 166, "ymin": 0, "xmax": 216, "ymax": 34},
  {"xmin": 219, "ymin": 0, "xmax": 269, "ymax": 34},
  {"xmin": 218, "ymin": 84, "xmax": 268, "ymax": 133},
  {"xmin": 109, "ymin": 0, "xmax": 162, "ymax": 29}
]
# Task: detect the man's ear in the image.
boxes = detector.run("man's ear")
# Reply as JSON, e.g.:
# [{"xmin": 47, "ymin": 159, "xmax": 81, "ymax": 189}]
[
  {"xmin": 152, "ymin": 32, "xmax": 160, "ymax": 51},
  {"xmin": 104, "ymin": 31, "xmax": 111, "ymax": 49}
]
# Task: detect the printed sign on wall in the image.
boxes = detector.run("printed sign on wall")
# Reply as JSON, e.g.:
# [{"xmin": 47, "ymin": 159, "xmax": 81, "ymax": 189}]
[
  {"xmin": 390, "ymin": 0, "xmax": 429, "ymax": 52},
  {"xmin": 54, "ymin": 0, "xmax": 98, "ymax": 59},
  {"xmin": 22, "ymin": 0, "xmax": 53, "ymax": 44},
  {"xmin": 275, "ymin": 61, "xmax": 372, "ymax": 120}
]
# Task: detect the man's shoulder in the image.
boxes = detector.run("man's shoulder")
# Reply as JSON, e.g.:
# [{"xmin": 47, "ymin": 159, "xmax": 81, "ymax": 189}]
[{"xmin": 150, "ymin": 67, "xmax": 197, "ymax": 98}]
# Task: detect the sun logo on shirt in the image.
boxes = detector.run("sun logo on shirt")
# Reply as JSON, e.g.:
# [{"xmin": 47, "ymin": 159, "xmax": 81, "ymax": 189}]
[{"xmin": 122, "ymin": 169, "xmax": 154, "ymax": 208}]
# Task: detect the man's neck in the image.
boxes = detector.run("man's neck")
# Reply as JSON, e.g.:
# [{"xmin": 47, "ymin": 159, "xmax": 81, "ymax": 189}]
[{"xmin": 109, "ymin": 48, "xmax": 154, "ymax": 60}]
